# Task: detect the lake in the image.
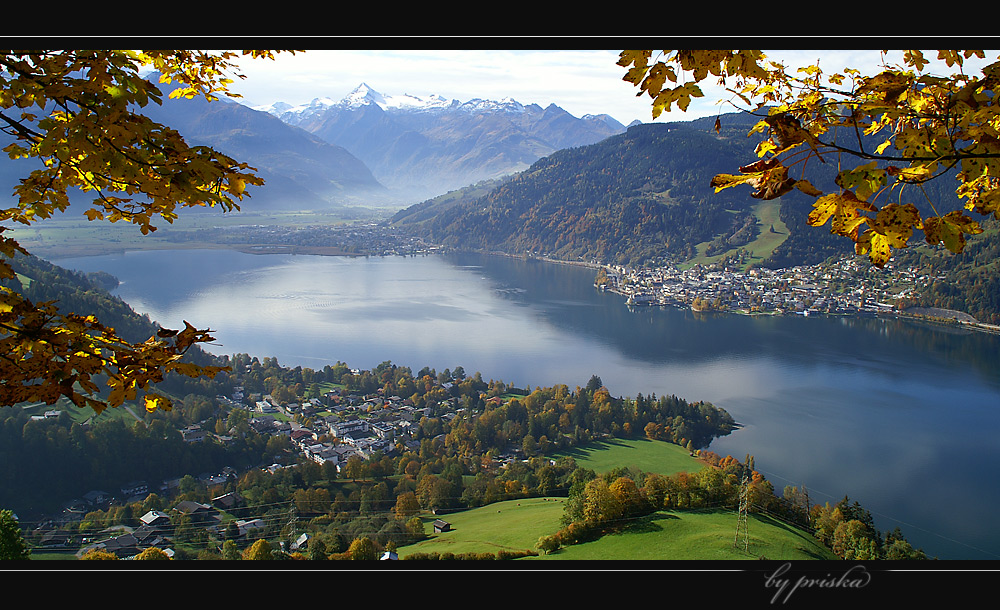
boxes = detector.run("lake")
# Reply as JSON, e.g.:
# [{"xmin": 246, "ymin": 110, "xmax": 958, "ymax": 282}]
[{"xmin": 55, "ymin": 248, "xmax": 1000, "ymax": 560}]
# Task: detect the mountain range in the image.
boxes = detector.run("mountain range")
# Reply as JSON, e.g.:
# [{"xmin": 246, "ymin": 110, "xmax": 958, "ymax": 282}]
[
  {"xmin": 0, "ymin": 79, "xmax": 386, "ymax": 214},
  {"xmin": 141, "ymin": 93, "xmax": 386, "ymax": 211},
  {"xmin": 1, "ymin": 82, "xmax": 628, "ymax": 214},
  {"xmin": 258, "ymin": 83, "xmax": 628, "ymax": 203}
]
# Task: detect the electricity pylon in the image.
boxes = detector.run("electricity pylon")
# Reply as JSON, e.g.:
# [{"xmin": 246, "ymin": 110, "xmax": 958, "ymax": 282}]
[{"xmin": 734, "ymin": 473, "xmax": 750, "ymax": 553}]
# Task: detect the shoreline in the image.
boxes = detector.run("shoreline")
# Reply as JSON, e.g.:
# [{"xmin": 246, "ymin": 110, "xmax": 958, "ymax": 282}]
[{"xmin": 603, "ymin": 284, "xmax": 1000, "ymax": 336}]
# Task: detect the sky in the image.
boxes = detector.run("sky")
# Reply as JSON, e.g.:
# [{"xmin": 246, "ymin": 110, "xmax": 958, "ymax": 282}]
[{"xmin": 224, "ymin": 48, "xmax": 1000, "ymax": 127}]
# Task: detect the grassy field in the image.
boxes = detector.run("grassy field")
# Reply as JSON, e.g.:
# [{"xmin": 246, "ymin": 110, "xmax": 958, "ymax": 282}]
[
  {"xmin": 531, "ymin": 509, "xmax": 837, "ymax": 560},
  {"xmin": 549, "ymin": 437, "xmax": 705, "ymax": 476},
  {"xmin": 17, "ymin": 395, "xmax": 142, "ymax": 426},
  {"xmin": 687, "ymin": 200, "xmax": 790, "ymax": 269},
  {"xmin": 397, "ymin": 497, "xmax": 568, "ymax": 558},
  {"xmin": 396, "ymin": 498, "xmax": 835, "ymax": 561}
]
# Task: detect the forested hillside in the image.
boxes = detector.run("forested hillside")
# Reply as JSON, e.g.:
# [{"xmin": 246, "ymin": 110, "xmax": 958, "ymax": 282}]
[
  {"xmin": 393, "ymin": 111, "xmax": 978, "ymax": 271},
  {"xmin": 895, "ymin": 221, "xmax": 1000, "ymax": 324},
  {"xmin": 394, "ymin": 115, "xmax": 842, "ymax": 267}
]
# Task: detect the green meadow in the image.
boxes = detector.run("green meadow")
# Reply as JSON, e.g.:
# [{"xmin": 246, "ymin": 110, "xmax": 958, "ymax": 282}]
[
  {"xmin": 396, "ymin": 498, "xmax": 835, "ymax": 561},
  {"xmin": 397, "ymin": 497, "xmax": 568, "ymax": 558},
  {"xmin": 550, "ymin": 437, "xmax": 705, "ymax": 476},
  {"xmin": 688, "ymin": 200, "xmax": 790, "ymax": 269},
  {"xmin": 530, "ymin": 509, "xmax": 837, "ymax": 560}
]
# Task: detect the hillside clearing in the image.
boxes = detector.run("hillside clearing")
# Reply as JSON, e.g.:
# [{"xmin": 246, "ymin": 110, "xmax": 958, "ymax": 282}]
[
  {"xmin": 549, "ymin": 437, "xmax": 705, "ymax": 476},
  {"xmin": 688, "ymin": 200, "xmax": 789, "ymax": 269}
]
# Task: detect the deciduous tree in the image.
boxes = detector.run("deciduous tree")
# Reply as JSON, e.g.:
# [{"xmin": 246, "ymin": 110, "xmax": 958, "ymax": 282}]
[
  {"xmin": 242, "ymin": 538, "xmax": 274, "ymax": 560},
  {"xmin": 582, "ymin": 477, "xmax": 623, "ymax": 525},
  {"xmin": 393, "ymin": 491, "xmax": 420, "ymax": 519},
  {"xmin": 79, "ymin": 548, "xmax": 118, "ymax": 560},
  {"xmin": 347, "ymin": 536, "xmax": 377, "ymax": 560},
  {"xmin": 619, "ymin": 49, "xmax": 1000, "ymax": 266},
  {"xmin": 832, "ymin": 519, "xmax": 880, "ymax": 560},
  {"xmin": 134, "ymin": 547, "xmax": 170, "ymax": 560},
  {"xmin": 221, "ymin": 539, "xmax": 240, "ymax": 560},
  {"xmin": 0, "ymin": 509, "xmax": 29, "ymax": 560},
  {"xmin": 536, "ymin": 534, "xmax": 561, "ymax": 555},
  {"xmin": 0, "ymin": 50, "xmax": 294, "ymax": 413}
]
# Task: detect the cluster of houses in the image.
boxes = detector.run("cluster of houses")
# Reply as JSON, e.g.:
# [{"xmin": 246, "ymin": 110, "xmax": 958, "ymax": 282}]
[
  {"xmin": 164, "ymin": 386, "xmax": 447, "ymax": 475},
  {"xmin": 602, "ymin": 255, "xmax": 942, "ymax": 316},
  {"xmin": 241, "ymin": 388, "xmax": 436, "ymax": 468},
  {"xmin": 33, "ymin": 475, "xmax": 250, "ymax": 558}
]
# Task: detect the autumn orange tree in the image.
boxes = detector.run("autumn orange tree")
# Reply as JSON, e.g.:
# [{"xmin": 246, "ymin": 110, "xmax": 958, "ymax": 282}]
[
  {"xmin": 0, "ymin": 50, "xmax": 294, "ymax": 413},
  {"xmin": 618, "ymin": 49, "xmax": 1000, "ymax": 267}
]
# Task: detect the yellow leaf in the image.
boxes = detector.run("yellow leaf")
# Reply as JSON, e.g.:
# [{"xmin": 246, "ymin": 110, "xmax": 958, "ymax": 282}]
[
  {"xmin": 144, "ymin": 393, "xmax": 173, "ymax": 413},
  {"xmin": 871, "ymin": 203, "xmax": 922, "ymax": 248},
  {"xmin": 794, "ymin": 180, "xmax": 823, "ymax": 197},
  {"xmin": 710, "ymin": 173, "xmax": 755, "ymax": 192},
  {"xmin": 923, "ymin": 211, "xmax": 983, "ymax": 253},
  {"xmin": 835, "ymin": 163, "xmax": 886, "ymax": 201},
  {"xmin": 868, "ymin": 232, "xmax": 893, "ymax": 266},
  {"xmin": 903, "ymin": 50, "xmax": 928, "ymax": 71},
  {"xmin": 808, "ymin": 193, "xmax": 872, "ymax": 238},
  {"xmin": 886, "ymin": 164, "xmax": 933, "ymax": 182},
  {"xmin": 617, "ymin": 50, "xmax": 651, "ymax": 70},
  {"xmin": 807, "ymin": 194, "xmax": 840, "ymax": 227},
  {"xmin": 764, "ymin": 112, "xmax": 814, "ymax": 152}
]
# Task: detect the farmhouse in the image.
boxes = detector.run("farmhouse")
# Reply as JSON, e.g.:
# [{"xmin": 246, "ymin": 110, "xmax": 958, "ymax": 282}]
[{"xmin": 433, "ymin": 519, "xmax": 451, "ymax": 533}]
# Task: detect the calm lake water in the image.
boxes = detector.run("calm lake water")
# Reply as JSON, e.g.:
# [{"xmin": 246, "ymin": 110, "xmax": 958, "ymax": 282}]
[{"xmin": 56, "ymin": 248, "xmax": 1000, "ymax": 560}]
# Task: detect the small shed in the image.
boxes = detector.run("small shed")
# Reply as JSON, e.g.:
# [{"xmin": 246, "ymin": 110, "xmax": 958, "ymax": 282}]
[{"xmin": 433, "ymin": 519, "xmax": 451, "ymax": 533}]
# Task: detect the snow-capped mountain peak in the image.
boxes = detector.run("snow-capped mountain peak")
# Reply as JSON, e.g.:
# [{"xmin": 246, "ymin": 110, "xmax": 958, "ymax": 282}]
[
  {"xmin": 458, "ymin": 97, "xmax": 524, "ymax": 114},
  {"xmin": 341, "ymin": 83, "xmax": 457, "ymax": 113},
  {"xmin": 262, "ymin": 84, "xmax": 532, "ymax": 121},
  {"xmin": 342, "ymin": 83, "xmax": 387, "ymax": 109}
]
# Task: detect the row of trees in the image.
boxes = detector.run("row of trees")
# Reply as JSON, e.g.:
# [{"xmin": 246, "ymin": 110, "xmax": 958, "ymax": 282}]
[
  {"xmin": 440, "ymin": 377, "xmax": 736, "ymax": 459},
  {"xmin": 220, "ymin": 354, "xmax": 738, "ymax": 463}
]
